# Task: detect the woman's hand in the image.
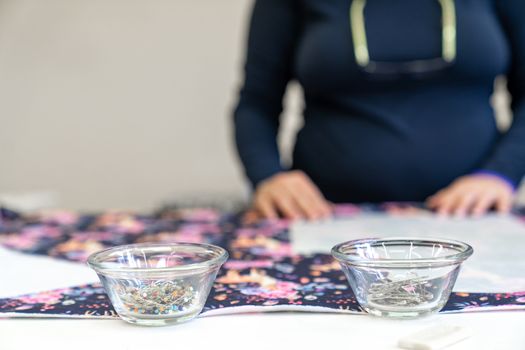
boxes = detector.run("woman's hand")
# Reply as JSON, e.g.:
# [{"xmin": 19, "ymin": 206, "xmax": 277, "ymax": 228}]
[
  {"xmin": 426, "ymin": 174, "xmax": 515, "ymax": 217},
  {"xmin": 251, "ymin": 170, "xmax": 332, "ymax": 221}
]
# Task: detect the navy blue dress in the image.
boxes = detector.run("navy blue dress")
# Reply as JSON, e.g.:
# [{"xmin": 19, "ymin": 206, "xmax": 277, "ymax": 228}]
[{"xmin": 233, "ymin": 0, "xmax": 525, "ymax": 202}]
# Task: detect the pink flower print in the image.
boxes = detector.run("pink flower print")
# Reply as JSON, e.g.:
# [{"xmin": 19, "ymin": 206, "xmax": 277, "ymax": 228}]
[
  {"xmin": 178, "ymin": 209, "xmax": 221, "ymax": 222},
  {"xmin": 49, "ymin": 238, "xmax": 107, "ymax": 263},
  {"xmin": 241, "ymin": 282, "xmax": 300, "ymax": 300},
  {"xmin": 71, "ymin": 231, "xmax": 117, "ymax": 241},
  {"xmin": 36, "ymin": 210, "xmax": 79, "ymax": 225},
  {"xmin": 225, "ymin": 260, "xmax": 274, "ymax": 270},
  {"xmin": 17, "ymin": 289, "xmax": 69, "ymax": 305},
  {"xmin": 235, "ymin": 228, "xmax": 260, "ymax": 237},
  {"xmin": 93, "ymin": 213, "xmax": 145, "ymax": 234},
  {"xmin": 177, "ymin": 223, "xmax": 221, "ymax": 236},
  {"xmin": 0, "ymin": 226, "xmax": 62, "ymax": 250}
]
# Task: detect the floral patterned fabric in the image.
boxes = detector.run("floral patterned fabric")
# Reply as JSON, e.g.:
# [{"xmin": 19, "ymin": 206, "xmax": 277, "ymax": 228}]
[{"xmin": 1, "ymin": 203, "xmax": 524, "ymax": 318}]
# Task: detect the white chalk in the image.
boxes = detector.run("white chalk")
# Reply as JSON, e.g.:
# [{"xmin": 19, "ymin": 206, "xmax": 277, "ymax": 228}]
[{"xmin": 398, "ymin": 324, "xmax": 472, "ymax": 350}]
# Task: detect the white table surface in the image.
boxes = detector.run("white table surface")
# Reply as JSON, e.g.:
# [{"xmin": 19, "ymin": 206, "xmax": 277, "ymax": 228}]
[{"xmin": 1, "ymin": 240, "xmax": 525, "ymax": 349}]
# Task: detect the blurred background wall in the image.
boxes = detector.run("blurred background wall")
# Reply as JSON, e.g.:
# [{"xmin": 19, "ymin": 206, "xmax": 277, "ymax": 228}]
[
  {"xmin": 0, "ymin": 0, "xmax": 520, "ymax": 211},
  {"xmin": 0, "ymin": 0, "xmax": 300, "ymax": 211}
]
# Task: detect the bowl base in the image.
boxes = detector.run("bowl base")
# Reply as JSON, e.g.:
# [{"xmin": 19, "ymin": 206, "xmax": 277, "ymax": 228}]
[
  {"xmin": 119, "ymin": 311, "xmax": 200, "ymax": 326},
  {"xmin": 365, "ymin": 308, "xmax": 436, "ymax": 319}
]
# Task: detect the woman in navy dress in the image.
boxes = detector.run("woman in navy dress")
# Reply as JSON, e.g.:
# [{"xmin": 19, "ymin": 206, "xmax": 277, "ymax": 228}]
[{"xmin": 233, "ymin": 0, "xmax": 524, "ymax": 220}]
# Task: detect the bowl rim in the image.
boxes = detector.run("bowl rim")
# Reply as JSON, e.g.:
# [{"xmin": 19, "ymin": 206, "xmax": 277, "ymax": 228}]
[
  {"xmin": 87, "ymin": 242, "xmax": 229, "ymax": 274},
  {"xmin": 331, "ymin": 237, "xmax": 473, "ymax": 267}
]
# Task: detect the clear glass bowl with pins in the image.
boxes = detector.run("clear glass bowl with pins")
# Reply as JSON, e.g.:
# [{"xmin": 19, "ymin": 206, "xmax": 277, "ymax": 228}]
[
  {"xmin": 87, "ymin": 243, "xmax": 228, "ymax": 326},
  {"xmin": 332, "ymin": 237, "xmax": 473, "ymax": 318}
]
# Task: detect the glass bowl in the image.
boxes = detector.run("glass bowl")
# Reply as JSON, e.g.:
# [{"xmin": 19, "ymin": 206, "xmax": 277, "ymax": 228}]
[
  {"xmin": 332, "ymin": 237, "xmax": 473, "ymax": 318},
  {"xmin": 87, "ymin": 243, "xmax": 228, "ymax": 326}
]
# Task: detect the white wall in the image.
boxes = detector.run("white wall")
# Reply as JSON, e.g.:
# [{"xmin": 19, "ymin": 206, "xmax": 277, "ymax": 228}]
[
  {"xmin": 0, "ymin": 0, "xmax": 258, "ymax": 211},
  {"xmin": 0, "ymin": 1, "xmax": 521, "ymax": 211}
]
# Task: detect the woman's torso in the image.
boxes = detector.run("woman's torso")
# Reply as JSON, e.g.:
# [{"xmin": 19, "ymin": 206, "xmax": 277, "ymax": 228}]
[{"xmin": 291, "ymin": 0, "xmax": 511, "ymax": 202}]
